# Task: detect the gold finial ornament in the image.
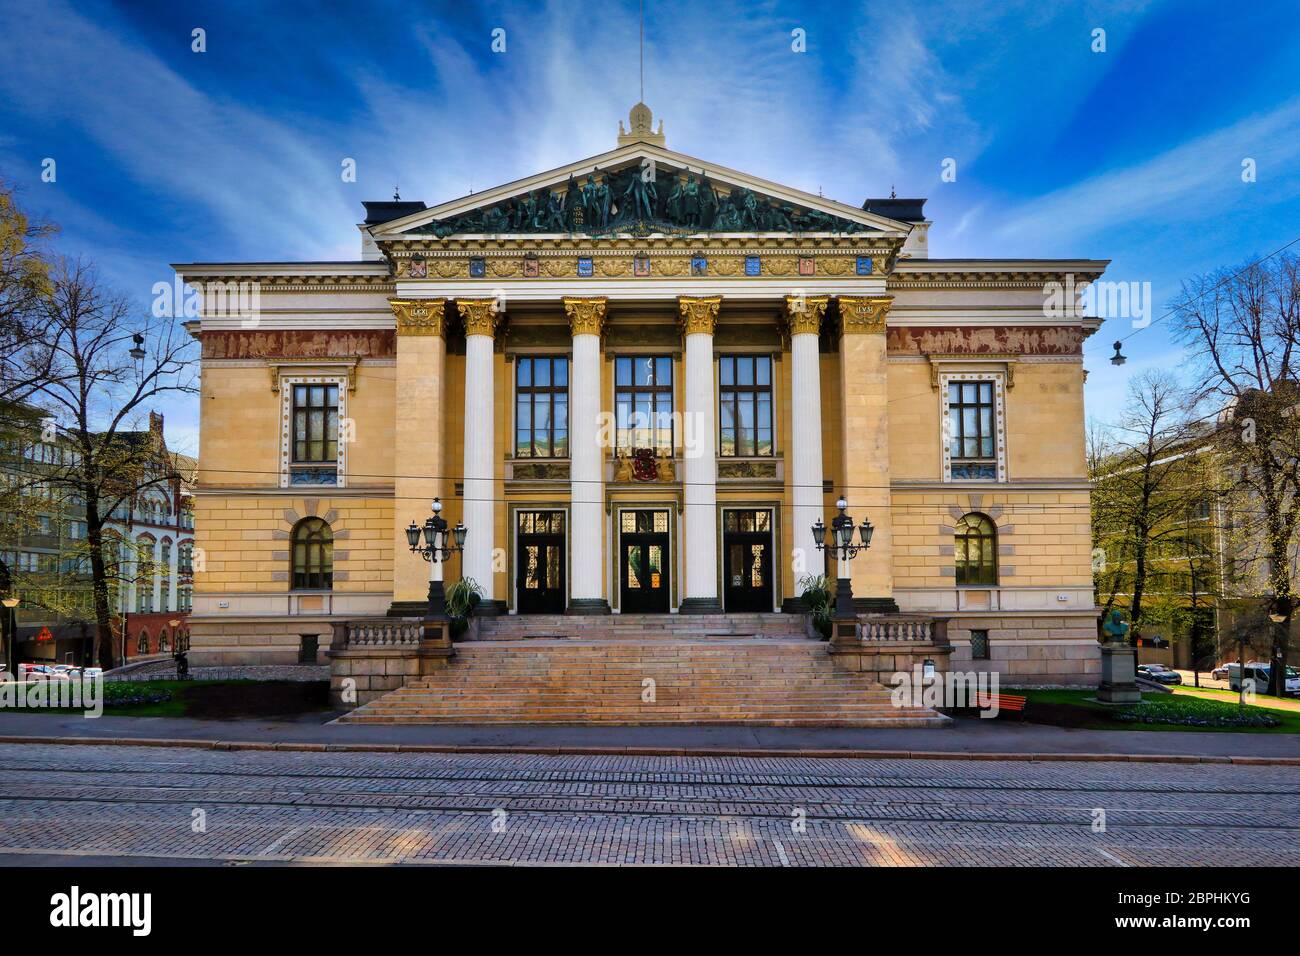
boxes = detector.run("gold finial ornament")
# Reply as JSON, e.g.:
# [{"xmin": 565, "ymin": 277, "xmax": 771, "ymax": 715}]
[
  {"xmin": 677, "ymin": 295, "xmax": 721, "ymax": 336},
  {"xmin": 456, "ymin": 298, "xmax": 501, "ymax": 338},
  {"xmin": 390, "ymin": 298, "xmax": 446, "ymax": 337},
  {"xmin": 618, "ymin": 102, "xmax": 665, "ymax": 147},
  {"xmin": 563, "ymin": 297, "xmax": 608, "ymax": 337},
  {"xmin": 838, "ymin": 295, "xmax": 892, "ymax": 334},
  {"xmin": 783, "ymin": 295, "xmax": 830, "ymax": 336}
]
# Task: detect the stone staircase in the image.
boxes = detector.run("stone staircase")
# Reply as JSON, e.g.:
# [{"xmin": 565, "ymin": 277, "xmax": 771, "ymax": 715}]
[
  {"xmin": 338, "ymin": 615, "xmax": 949, "ymax": 727},
  {"xmin": 471, "ymin": 612, "xmax": 811, "ymax": 641}
]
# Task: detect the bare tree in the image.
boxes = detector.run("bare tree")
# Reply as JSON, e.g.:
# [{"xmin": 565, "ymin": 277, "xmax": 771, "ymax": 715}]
[
  {"xmin": 18, "ymin": 258, "xmax": 197, "ymax": 668},
  {"xmin": 1171, "ymin": 252, "xmax": 1300, "ymax": 697},
  {"xmin": 1090, "ymin": 371, "xmax": 1200, "ymax": 642}
]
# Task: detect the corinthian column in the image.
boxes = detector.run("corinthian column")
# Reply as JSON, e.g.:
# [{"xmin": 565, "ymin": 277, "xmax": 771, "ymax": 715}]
[
  {"xmin": 388, "ymin": 299, "xmax": 447, "ymax": 614},
  {"xmin": 564, "ymin": 296, "xmax": 610, "ymax": 614},
  {"xmin": 457, "ymin": 298, "xmax": 502, "ymax": 613},
  {"xmin": 678, "ymin": 295, "xmax": 722, "ymax": 614},
  {"xmin": 784, "ymin": 295, "xmax": 829, "ymax": 606},
  {"xmin": 838, "ymin": 295, "xmax": 897, "ymax": 611}
]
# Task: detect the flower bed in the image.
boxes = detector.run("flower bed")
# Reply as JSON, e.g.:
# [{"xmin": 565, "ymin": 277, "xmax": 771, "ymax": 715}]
[{"xmin": 1117, "ymin": 697, "xmax": 1281, "ymax": 728}]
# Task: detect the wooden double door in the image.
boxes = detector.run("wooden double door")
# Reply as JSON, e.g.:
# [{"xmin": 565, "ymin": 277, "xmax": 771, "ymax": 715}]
[
  {"xmin": 619, "ymin": 509, "xmax": 670, "ymax": 613},
  {"xmin": 723, "ymin": 509, "xmax": 774, "ymax": 612},
  {"xmin": 516, "ymin": 511, "xmax": 565, "ymax": 614}
]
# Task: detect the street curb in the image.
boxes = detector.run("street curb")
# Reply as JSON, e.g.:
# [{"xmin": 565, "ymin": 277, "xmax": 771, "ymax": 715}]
[{"xmin": 0, "ymin": 734, "xmax": 1295, "ymax": 765}]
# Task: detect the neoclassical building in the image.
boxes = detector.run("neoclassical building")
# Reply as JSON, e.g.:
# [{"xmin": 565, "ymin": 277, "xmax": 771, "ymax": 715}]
[{"xmin": 179, "ymin": 107, "xmax": 1105, "ymax": 686}]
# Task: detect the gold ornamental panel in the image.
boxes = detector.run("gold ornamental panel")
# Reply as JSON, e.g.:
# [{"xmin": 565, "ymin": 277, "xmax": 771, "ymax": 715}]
[
  {"xmin": 390, "ymin": 298, "xmax": 446, "ymax": 337},
  {"xmin": 838, "ymin": 295, "xmax": 892, "ymax": 335}
]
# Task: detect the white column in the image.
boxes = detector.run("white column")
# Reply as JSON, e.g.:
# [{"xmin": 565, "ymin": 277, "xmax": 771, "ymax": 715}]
[
  {"xmin": 786, "ymin": 296, "xmax": 829, "ymax": 587},
  {"xmin": 565, "ymin": 297, "xmax": 609, "ymax": 613},
  {"xmin": 679, "ymin": 296, "xmax": 722, "ymax": 613},
  {"xmin": 458, "ymin": 300, "xmax": 499, "ymax": 605}
]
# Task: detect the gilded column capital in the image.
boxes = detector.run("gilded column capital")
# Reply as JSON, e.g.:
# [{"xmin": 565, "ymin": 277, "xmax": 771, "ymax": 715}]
[
  {"xmin": 563, "ymin": 296, "xmax": 608, "ymax": 337},
  {"xmin": 677, "ymin": 295, "xmax": 722, "ymax": 336},
  {"xmin": 783, "ymin": 295, "xmax": 830, "ymax": 336},
  {"xmin": 838, "ymin": 295, "xmax": 892, "ymax": 334},
  {"xmin": 390, "ymin": 298, "xmax": 446, "ymax": 337},
  {"xmin": 456, "ymin": 298, "xmax": 501, "ymax": 338}
]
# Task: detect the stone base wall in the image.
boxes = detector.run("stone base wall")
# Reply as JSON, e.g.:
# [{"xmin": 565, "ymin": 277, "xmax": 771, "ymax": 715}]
[
  {"xmin": 328, "ymin": 647, "xmax": 451, "ymax": 707},
  {"xmin": 829, "ymin": 642, "xmax": 953, "ymax": 684},
  {"xmin": 188, "ymin": 616, "xmax": 334, "ymax": 666},
  {"xmin": 945, "ymin": 613, "xmax": 1100, "ymax": 685}
]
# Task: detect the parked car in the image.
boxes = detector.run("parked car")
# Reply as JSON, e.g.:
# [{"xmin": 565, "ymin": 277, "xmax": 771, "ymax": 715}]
[
  {"xmin": 1211, "ymin": 665, "xmax": 1230, "ymax": 681},
  {"xmin": 1137, "ymin": 664, "xmax": 1183, "ymax": 685},
  {"xmin": 1228, "ymin": 663, "xmax": 1300, "ymax": 696}
]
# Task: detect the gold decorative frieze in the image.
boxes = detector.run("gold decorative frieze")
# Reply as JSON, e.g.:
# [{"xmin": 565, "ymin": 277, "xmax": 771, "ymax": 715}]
[
  {"xmin": 563, "ymin": 297, "xmax": 608, "ymax": 337},
  {"xmin": 389, "ymin": 298, "xmax": 446, "ymax": 337},
  {"xmin": 678, "ymin": 296, "xmax": 722, "ymax": 336},
  {"xmin": 838, "ymin": 295, "xmax": 892, "ymax": 335},
  {"xmin": 456, "ymin": 298, "xmax": 501, "ymax": 338},
  {"xmin": 718, "ymin": 459, "xmax": 778, "ymax": 479},
  {"xmin": 783, "ymin": 295, "xmax": 829, "ymax": 336}
]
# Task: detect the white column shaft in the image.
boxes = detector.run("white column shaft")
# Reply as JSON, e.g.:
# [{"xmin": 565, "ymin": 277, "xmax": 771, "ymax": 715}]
[
  {"xmin": 570, "ymin": 333, "xmax": 603, "ymax": 602},
  {"xmin": 683, "ymin": 331, "xmax": 717, "ymax": 604},
  {"xmin": 462, "ymin": 335, "xmax": 495, "ymax": 598},
  {"xmin": 790, "ymin": 332, "xmax": 825, "ymax": 580}
]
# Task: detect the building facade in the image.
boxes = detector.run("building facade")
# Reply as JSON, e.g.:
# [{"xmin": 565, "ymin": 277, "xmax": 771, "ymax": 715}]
[{"xmin": 180, "ymin": 108, "xmax": 1106, "ymax": 685}]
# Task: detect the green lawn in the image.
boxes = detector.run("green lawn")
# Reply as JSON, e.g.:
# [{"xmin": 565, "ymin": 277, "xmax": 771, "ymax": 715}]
[
  {"xmin": 0, "ymin": 679, "xmax": 330, "ymax": 719},
  {"xmin": 989, "ymin": 687, "xmax": 1300, "ymax": 733}
]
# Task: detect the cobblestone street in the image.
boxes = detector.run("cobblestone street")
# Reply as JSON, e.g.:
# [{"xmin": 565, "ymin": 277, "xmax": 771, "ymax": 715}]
[{"xmin": 0, "ymin": 744, "xmax": 1296, "ymax": 866}]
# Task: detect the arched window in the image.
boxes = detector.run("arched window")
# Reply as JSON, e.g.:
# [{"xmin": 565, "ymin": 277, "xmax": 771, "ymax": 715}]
[
  {"xmin": 291, "ymin": 518, "xmax": 333, "ymax": 590},
  {"xmin": 159, "ymin": 630, "xmax": 169, "ymax": 652},
  {"xmin": 955, "ymin": 513, "xmax": 997, "ymax": 585},
  {"xmin": 137, "ymin": 629, "xmax": 150, "ymax": 654}
]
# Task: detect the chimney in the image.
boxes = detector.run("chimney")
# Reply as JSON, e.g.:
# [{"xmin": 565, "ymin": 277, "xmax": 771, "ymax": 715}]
[{"xmin": 149, "ymin": 412, "xmax": 164, "ymax": 435}]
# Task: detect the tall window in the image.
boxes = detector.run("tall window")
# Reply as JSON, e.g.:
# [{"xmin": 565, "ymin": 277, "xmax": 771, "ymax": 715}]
[
  {"xmin": 291, "ymin": 517, "xmax": 333, "ymax": 590},
  {"xmin": 615, "ymin": 356, "xmax": 673, "ymax": 452},
  {"xmin": 291, "ymin": 384, "xmax": 339, "ymax": 484},
  {"xmin": 515, "ymin": 357, "xmax": 569, "ymax": 457},
  {"xmin": 948, "ymin": 381, "xmax": 996, "ymax": 479},
  {"xmin": 719, "ymin": 355, "xmax": 773, "ymax": 456},
  {"xmin": 137, "ymin": 632, "xmax": 148, "ymax": 655},
  {"xmin": 955, "ymin": 513, "xmax": 997, "ymax": 585}
]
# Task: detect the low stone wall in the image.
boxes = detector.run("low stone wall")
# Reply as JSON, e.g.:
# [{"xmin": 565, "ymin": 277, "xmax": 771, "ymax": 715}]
[
  {"xmin": 188, "ymin": 616, "xmax": 333, "ymax": 666},
  {"xmin": 328, "ymin": 647, "xmax": 452, "ymax": 707}
]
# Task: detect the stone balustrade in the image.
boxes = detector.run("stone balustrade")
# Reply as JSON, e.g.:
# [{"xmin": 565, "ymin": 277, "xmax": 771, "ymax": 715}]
[
  {"xmin": 859, "ymin": 616, "xmax": 949, "ymax": 644},
  {"xmin": 330, "ymin": 618, "xmax": 422, "ymax": 650}
]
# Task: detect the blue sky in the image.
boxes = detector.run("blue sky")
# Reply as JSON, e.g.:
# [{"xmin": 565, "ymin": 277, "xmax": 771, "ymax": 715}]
[{"xmin": 2, "ymin": 0, "xmax": 1299, "ymax": 456}]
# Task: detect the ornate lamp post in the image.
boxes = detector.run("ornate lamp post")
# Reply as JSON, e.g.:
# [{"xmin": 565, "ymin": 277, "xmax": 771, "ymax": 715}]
[
  {"xmin": 405, "ymin": 498, "xmax": 467, "ymax": 621},
  {"xmin": 812, "ymin": 495, "xmax": 874, "ymax": 621}
]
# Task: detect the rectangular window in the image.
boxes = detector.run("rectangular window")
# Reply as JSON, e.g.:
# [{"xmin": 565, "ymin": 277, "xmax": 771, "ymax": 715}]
[
  {"xmin": 514, "ymin": 357, "xmax": 569, "ymax": 458},
  {"xmin": 615, "ymin": 356, "xmax": 673, "ymax": 453},
  {"xmin": 948, "ymin": 381, "xmax": 996, "ymax": 479},
  {"xmin": 969, "ymin": 629, "xmax": 990, "ymax": 660},
  {"xmin": 719, "ymin": 355, "xmax": 773, "ymax": 456},
  {"xmin": 290, "ymin": 383, "xmax": 339, "ymax": 484}
]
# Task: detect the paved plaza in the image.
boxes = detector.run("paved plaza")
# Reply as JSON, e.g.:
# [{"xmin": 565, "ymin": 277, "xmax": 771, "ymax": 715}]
[{"xmin": 0, "ymin": 743, "xmax": 1295, "ymax": 866}]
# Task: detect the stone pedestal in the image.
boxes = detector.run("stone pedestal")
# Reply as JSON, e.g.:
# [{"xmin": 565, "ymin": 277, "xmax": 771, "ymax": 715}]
[{"xmin": 1098, "ymin": 641, "xmax": 1141, "ymax": 703}]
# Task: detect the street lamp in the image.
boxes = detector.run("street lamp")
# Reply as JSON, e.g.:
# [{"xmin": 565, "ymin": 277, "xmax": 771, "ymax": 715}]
[
  {"xmin": 1, "ymin": 596, "xmax": 17, "ymax": 674},
  {"xmin": 406, "ymin": 498, "xmax": 466, "ymax": 620},
  {"xmin": 1266, "ymin": 593, "xmax": 1293, "ymax": 697},
  {"xmin": 812, "ymin": 495, "xmax": 874, "ymax": 621}
]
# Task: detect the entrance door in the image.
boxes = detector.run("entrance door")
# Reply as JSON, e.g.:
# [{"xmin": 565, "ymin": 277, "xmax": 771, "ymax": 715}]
[
  {"xmin": 723, "ymin": 509, "xmax": 773, "ymax": 612},
  {"xmin": 516, "ymin": 511, "xmax": 566, "ymax": 613},
  {"xmin": 619, "ymin": 509, "xmax": 670, "ymax": 613}
]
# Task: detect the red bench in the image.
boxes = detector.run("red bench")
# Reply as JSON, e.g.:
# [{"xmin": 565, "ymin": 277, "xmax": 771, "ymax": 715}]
[{"xmin": 973, "ymin": 693, "xmax": 1028, "ymax": 719}]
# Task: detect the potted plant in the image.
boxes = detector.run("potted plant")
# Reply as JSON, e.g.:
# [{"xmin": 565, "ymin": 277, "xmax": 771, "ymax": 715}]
[
  {"xmin": 799, "ymin": 573, "xmax": 833, "ymax": 640},
  {"xmin": 444, "ymin": 577, "xmax": 484, "ymax": 638}
]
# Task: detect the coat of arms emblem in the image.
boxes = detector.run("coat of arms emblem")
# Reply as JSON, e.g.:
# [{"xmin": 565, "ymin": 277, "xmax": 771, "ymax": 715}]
[{"xmin": 630, "ymin": 447, "xmax": 658, "ymax": 481}]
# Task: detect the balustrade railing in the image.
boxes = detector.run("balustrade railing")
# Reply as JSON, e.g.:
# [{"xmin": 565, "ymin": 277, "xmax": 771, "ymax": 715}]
[
  {"xmin": 331, "ymin": 618, "xmax": 422, "ymax": 649},
  {"xmin": 858, "ymin": 616, "xmax": 949, "ymax": 644}
]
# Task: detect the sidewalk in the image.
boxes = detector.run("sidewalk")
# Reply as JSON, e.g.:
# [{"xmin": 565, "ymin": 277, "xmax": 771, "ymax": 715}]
[{"xmin": 0, "ymin": 712, "xmax": 1296, "ymax": 763}]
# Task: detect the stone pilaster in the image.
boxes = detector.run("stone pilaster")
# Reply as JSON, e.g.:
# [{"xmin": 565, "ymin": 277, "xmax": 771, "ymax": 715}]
[
  {"xmin": 456, "ymin": 298, "xmax": 503, "ymax": 614},
  {"xmin": 837, "ymin": 295, "xmax": 897, "ymax": 612},
  {"xmin": 678, "ymin": 296, "xmax": 722, "ymax": 614},
  {"xmin": 564, "ymin": 296, "xmax": 610, "ymax": 614},
  {"xmin": 784, "ymin": 295, "xmax": 829, "ymax": 609},
  {"xmin": 388, "ymin": 299, "xmax": 447, "ymax": 615}
]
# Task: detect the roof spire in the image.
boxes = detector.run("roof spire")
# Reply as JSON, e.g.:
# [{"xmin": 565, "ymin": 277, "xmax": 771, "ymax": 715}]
[
  {"xmin": 393, "ymin": 185, "xmax": 401, "ymax": 201},
  {"xmin": 617, "ymin": 0, "xmax": 665, "ymax": 147}
]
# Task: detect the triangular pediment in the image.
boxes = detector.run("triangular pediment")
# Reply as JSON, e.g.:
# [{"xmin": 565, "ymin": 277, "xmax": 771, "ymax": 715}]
[{"xmin": 369, "ymin": 143, "xmax": 911, "ymax": 240}]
